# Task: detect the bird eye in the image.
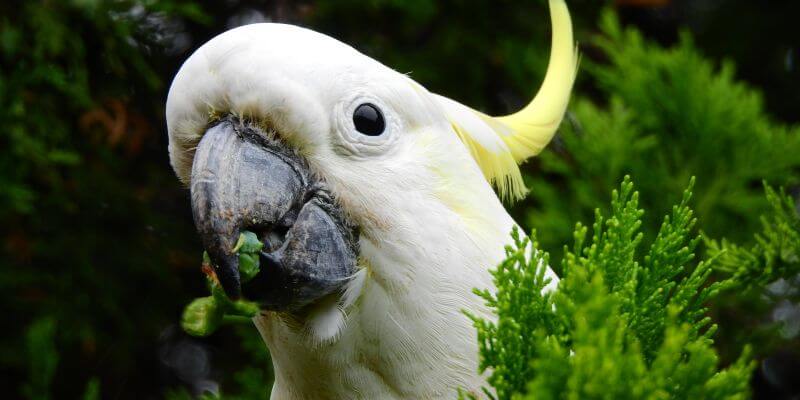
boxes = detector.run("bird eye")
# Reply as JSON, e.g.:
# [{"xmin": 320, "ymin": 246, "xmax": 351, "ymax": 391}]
[{"xmin": 352, "ymin": 103, "xmax": 385, "ymax": 136}]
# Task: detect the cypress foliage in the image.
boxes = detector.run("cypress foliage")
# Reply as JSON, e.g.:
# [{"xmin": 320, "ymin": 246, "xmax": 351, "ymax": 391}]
[
  {"xmin": 464, "ymin": 177, "xmax": 758, "ymax": 399},
  {"xmin": 525, "ymin": 11, "xmax": 800, "ymax": 261},
  {"xmin": 707, "ymin": 184, "xmax": 800, "ymax": 290}
]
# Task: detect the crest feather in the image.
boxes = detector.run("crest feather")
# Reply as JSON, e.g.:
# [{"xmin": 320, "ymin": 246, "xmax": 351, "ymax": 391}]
[
  {"xmin": 435, "ymin": 0, "xmax": 578, "ymax": 201},
  {"xmin": 435, "ymin": 94, "xmax": 527, "ymax": 201}
]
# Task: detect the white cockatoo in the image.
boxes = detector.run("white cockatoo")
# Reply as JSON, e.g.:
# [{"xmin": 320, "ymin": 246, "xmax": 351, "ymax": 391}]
[{"xmin": 166, "ymin": 0, "xmax": 577, "ymax": 398}]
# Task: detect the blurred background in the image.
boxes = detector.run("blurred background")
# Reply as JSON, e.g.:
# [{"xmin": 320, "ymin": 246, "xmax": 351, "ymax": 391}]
[{"xmin": 1, "ymin": 0, "xmax": 798, "ymax": 398}]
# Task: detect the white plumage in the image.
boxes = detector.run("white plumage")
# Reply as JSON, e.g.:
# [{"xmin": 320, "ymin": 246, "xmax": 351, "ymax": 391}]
[{"xmin": 166, "ymin": 1, "xmax": 576, "ymax": 398}]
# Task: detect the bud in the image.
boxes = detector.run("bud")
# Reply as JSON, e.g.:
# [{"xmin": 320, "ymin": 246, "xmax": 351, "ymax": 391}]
[
  {"xmin": 181, "ymin": 296, "xmax": 223, "ymax": 337},
  {"xmin": 234, "ymin": 231, "xmax": 263, "ymax": 283},
  {"xmin": 181, "ymin": 231, "xmax": 264, "ymax": 336}
]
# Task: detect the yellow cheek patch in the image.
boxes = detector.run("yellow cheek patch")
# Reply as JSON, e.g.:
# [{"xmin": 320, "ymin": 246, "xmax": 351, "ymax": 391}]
[
  {"xmin": 414, "ymin": 130, "xmax": 491, "ymax": 235},
  {"xmin": 433, "ymin": 178, "xmax": 491, "ymax": 237}
]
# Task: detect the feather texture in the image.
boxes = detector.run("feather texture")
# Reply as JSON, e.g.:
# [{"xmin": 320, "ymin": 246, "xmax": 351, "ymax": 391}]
[
  {"xmin": 435, "ymin": 0, "xmax": 578, "ymax": 201},
  {"xmin": 165, "ymin": 2, "xmax": 575, "ymax": 397}
]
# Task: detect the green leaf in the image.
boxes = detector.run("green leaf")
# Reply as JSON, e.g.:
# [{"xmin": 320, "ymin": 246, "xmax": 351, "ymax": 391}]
[
  {"xmin": 469, "ymin": 178, "xmax": 754, "ymax": 399},
  {"xmin": 181, "ymin": 296, "xmax": 224, "ymax": 337},
  {"xmin": 182, "ymin": 231, "xmax": 263, "ymax": 336},
  {"xmin": 707, "ymin": 183, "xmax": 800, "ymax": 290},
  {"xmin": 233, "ymin": 231, "xmax": 264, "ymax": 254},
  {"xmin": 238, "ymin": 253, "xmax": 260, "ymax": 284},
  {"xmin": 234, "ymin": 231, "xmax": 263, "ymax": 283},
  {"xmin": 22, "ymin": 317, "xmax": 59, "ymax": 400}
]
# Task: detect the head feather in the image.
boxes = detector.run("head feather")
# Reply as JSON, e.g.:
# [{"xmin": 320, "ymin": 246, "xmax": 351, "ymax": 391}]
[{"xmin": 435, "ymin": 0, "xmax": 579, "ymax": 201}]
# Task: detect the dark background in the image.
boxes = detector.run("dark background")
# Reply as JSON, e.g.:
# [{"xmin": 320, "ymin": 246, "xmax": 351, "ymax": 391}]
[{"xmin": 1, "ymin": 0, "xmax": 798, "ymax": 398}]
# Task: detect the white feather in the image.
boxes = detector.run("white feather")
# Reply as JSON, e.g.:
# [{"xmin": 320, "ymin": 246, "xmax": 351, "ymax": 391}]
[{"xmin": 168, "ymin": 20, "xmax": 563, "ymax": 400}]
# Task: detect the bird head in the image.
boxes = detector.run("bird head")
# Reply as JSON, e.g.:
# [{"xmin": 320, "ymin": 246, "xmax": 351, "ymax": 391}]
[{"xmin": 167, "ymin": 0, "xmax": 576, "ymax": 318}]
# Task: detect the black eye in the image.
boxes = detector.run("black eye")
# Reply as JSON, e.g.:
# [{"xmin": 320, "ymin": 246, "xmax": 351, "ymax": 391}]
[{"xmin": 352, "ymin": 103, "xmax": 385, "ymax": 136}]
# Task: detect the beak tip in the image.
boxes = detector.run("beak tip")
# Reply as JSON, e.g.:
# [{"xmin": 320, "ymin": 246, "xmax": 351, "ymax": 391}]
[{"xmin": 213, "ymin": 253, "xmax": 242, "ymax": 299}]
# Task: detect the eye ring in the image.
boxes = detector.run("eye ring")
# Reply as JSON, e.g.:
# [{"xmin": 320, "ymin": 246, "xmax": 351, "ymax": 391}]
[
  {"xmin": 332, "ymin": 93, "xmax": 399, "ymax": 157},
  {"xmin": 353, "ymin": 103, "xmax": 385, "ymax": 136}
]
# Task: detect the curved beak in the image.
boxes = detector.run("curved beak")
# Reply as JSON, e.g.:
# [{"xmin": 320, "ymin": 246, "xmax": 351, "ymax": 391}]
[{"xmin": 190, "ymin": 117, "xmax": 358, "ymax": 311}]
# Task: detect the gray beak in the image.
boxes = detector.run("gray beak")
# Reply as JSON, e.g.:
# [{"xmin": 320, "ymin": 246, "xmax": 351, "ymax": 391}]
[{"xmin": 190, "ymin": 117, "xmax": 358, "ymax": 311}]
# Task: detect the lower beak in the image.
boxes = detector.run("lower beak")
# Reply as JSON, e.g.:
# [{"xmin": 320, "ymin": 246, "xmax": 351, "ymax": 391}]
[{"xmin": 189, "ymin": 117, "xmax": 358, "ymax": 311}]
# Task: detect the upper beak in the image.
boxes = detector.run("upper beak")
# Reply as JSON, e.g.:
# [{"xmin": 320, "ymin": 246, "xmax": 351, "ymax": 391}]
[{"xmin": 189, "ymin": 117, "xmax": 358, "ymax": 311}]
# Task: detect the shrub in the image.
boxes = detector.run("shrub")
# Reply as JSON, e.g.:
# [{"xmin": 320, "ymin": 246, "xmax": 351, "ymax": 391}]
[{"xmin": 465, "ymin": 178, "xmax": 757, "ymax": 399}]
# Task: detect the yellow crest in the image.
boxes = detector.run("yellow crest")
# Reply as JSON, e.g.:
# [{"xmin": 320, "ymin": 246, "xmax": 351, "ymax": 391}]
[{"xmin": 436, "ymin": 0, "xmax": 579, "ymax": 201}]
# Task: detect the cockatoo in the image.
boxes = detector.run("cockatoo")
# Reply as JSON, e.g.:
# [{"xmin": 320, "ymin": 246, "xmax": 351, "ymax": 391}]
[{"xmin": 166, "ymin": 0, "xmax": 577, "ymax": 398}]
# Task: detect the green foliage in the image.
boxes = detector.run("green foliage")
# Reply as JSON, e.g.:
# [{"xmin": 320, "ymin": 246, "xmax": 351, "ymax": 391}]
[
  {"xmin": 520, "ymin": 8, "xmax": 800, "ymax": 369},
  {"xmin": 466, "ymin": 178, "xmax": 755, "ymax": 399},
  {"xmin": 464, "ymin": 228, "xmax": 559, "ymax": 400},
  {"xmin": 0, "ymin": 0, "xmax": 205, "ymax": 216},
  {"xmin": 182, "ymin": 296, "xmax": 226, "ymax": 337},
  {"xmin": 707, "ymin": 184, "xmax": 800, "ymax": 290},
  {"xmin": 308, "ymin": 0, "xmax": 607, "ymax": 112},
  {"xmin": 1, "ymin": 1, "xmax": 212, "ymax": 398},
  {"xmin": 224, "ymin": 324, "xmax": 275, "ymax": 400},
  {"xmin": 181, "ymin": 232, "xmax": 263, "ymax": 337},
  {"xmin": 233, "ymin": 231, "xmax": 265, "ymax": 282},
  {"xmin": 21, "ymin": 316, "xmax": 104, "ymax": 400},
  {"xmin": 3, "ymin": 0, "xmax": 797, "ymax": 398},
  {"xmin": 22, "ymin": 317, "xmax": 58, "ymax": 400},
  {"xmin": 82, "ymin": 378, "xmax": 101, "ymax": 400},
  {"xmin": 524, "ymin": 10, "xmax": 800, "ymax": 261}
]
